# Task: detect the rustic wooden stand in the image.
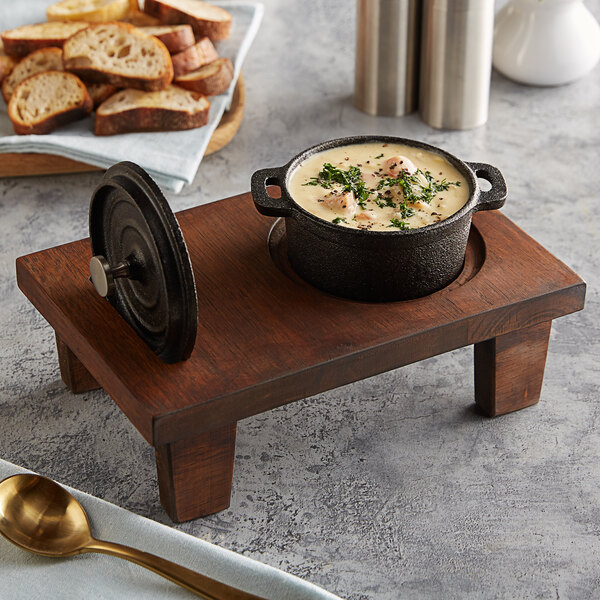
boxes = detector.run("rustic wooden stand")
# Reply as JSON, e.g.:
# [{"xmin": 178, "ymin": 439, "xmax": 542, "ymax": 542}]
[{"xmin": 16, "ymin": 192, "xmax": 586, "ymax": 522}]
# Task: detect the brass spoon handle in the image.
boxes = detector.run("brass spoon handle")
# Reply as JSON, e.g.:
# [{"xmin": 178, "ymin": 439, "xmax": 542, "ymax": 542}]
[{"xmin": 84, "ymin": 538, "xmax": 266, "ymax": 600}]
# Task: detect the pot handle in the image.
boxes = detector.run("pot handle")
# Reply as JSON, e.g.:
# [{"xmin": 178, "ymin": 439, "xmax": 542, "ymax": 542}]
[
  {"xmin": 467, "ymin": 162, "xmax": 507, "ymax": 212},
  {"xmin": 251, "ymin": 166, "xmax": 294, "ymax": 217}
]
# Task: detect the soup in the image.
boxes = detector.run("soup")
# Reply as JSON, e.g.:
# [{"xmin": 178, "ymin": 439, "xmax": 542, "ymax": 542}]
[{"xmin": 287, "ymin": 142, "xmax": 469, "ymax": 231}]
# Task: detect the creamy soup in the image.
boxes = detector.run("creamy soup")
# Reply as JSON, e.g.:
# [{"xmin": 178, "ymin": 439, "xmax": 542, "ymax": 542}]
[{"xmin": 287, "ymin": 142, "xmax": 469, "ymax": 231}]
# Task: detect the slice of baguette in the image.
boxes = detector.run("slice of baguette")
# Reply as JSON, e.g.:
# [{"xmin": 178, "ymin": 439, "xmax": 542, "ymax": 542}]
[
  {"xmin": 140, "ymin": 24, "xmax": 195, "ymax": 53},
  {"xmin": 47, "ymin": 0, "xmax": 131, "ymax": 22},
  {"xmin": 63, "ymin": 22, "xmax": 173, "ymax": 91},
  {"xmin": 1, "ymin": 22, "xmax": 90, "ymax": 57},
  {"xmin": 171, "ymin": 36, "xmax": 218, "ymax": 78},
  {"xmin": 143, "ymin": 0, "xmax": 232, "ymax": 41},
  {"xmin": 120, "ymin": 9, "xmax": 161, "ymax": 26},
  {"xmin": 2, "ymin": 47, "xmax": 64, "ymax": 103},
  {"xmin": 95, "ymin": 85, "xmax": 209, "ymax": 134},
  {"xmin": 87, "ymin": 82, "xmax": 118, "ymax": 107},
  {"xmin": 175, "ymin": 56, "xmax": 232, "ymax": 96},
  {"xmin": 0, "ymin": 42, "xmax": 18, "ymax": 85},
  {"xmin": 8, "ymin": 70, "xmax": 93, "ymax": 134}
]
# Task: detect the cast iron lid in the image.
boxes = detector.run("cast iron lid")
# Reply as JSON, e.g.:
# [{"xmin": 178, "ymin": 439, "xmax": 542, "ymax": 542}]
[{"xmin": 89, "ymin": 162, "xmax": 197, "ymax": 363}]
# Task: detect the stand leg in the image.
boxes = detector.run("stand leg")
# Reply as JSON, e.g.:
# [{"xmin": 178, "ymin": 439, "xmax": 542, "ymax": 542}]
[
  {"xmin": 474, "ymin": 322, "xmax": 552, "ymax": 417},
  {"xmin": 55, "ymin": 334, "xmax": 100, "ymax": 394},
  {"xmin": 155, "ymin": 423, "xmax": 237, "ymax": 522}
]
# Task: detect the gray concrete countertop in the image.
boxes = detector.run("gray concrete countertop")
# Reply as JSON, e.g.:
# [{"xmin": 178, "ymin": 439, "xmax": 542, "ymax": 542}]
[{"xmin": 1, "ymin": 2, "xmax": 599, "ymax": 598}]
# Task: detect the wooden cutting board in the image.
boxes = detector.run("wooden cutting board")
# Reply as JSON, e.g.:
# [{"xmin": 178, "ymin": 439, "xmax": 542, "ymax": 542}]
[{"xmin": 0, "ymin": 75, "xmax": 245, "ymax": 178}]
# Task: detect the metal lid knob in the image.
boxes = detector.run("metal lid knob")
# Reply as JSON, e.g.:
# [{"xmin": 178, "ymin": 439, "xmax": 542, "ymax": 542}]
[{"xmin": 90, "ymin": 256, "xmax": 130, "ymax": 298}]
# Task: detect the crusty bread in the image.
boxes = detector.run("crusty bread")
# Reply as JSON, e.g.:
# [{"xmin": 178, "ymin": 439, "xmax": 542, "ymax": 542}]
[
  {"xmin": 8, "ymin": 70, "xmax": 93, "ymax": 134},
  {"xmin": 143, "ymin": 0, "xmax": 232, "ymax": 41},
  {"xmin": 47, "ymin": 0, "xmax": 131, "ymax": 22},
  {"xmin": 95, "ymin": 85, "xmax": 209, "ymax": 134},
  {"xmin": 63, "ymin": 22, "xmax": 173, "ymax": 91},
  {"xmin": 0, "ymin": 42, "xmax": 18, "ymax": 85},
  {"xmin": 2, "ymin": 47, "xmax": 64, "ymax": 103},
  {"xmin": 140, "ymin": 24, "xmax": 195, "ymax": 53},
  {"xmin": 87, "ymin": 82, "xmax": 118, "ymax": 107},
  {"xmin": 175, "ymin": 56, "xmax": 232, "ymax": 96},
  {"xmin": 120, "ymin": 9, "xmax": 161, "ymax": 26},
  {"xmin": 1, "ymin": 22, "xmax": 90, "ymax": 57},
  {"xmin": 171, "ymin": 36, "xmax": 218, "ymax": 78}
]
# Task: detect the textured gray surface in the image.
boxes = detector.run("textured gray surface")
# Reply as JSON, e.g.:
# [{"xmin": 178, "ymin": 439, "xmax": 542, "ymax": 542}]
[{"xmin": 1, "ymin": 1, "xmax": 599, "ymax": 599}]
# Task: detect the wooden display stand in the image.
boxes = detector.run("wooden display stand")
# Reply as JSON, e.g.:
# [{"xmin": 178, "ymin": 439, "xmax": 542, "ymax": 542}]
[{"xmin": 16, "ymin": 192, "xmax": 586, "ymax": 522}]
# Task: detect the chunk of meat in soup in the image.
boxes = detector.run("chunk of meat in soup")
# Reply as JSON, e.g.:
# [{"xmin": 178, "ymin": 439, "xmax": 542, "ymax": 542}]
[
  {"xmin": 355, "ymin": 211, "xmax": 376, "ymax": 221},
  {"xmin": 322, "ymin": 190, "xmax": 357, "ymax": 216},
  {"xmin": 385, "ymin": 155, "xmax": 417, "ymax": 177}
]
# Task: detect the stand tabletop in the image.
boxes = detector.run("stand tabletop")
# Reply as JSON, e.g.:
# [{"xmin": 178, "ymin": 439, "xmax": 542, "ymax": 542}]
[{"xmin": 16, "ymin": 192, "xmax": 585, "ymax": 447}]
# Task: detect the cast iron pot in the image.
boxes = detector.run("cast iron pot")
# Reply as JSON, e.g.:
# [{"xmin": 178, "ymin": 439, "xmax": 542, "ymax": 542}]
[{"xmin": 251, "ymin": 136, "xmax": 507, "ymax": 302}]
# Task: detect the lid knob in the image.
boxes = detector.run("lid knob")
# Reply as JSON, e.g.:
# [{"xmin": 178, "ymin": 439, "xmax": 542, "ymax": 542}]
[{"xmin": 90, "ymin": 255, "xmax": 130, "ymax": 298}]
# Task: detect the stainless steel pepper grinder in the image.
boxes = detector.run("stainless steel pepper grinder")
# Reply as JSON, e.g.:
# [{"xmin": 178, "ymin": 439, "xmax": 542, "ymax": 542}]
[
  {"xmin": 354, "ymin": 0, "xmax": 421, "ymax": 117},
  {"xmin": 419, "ymin": 0, "xmax": 495, "ymax": 130}
]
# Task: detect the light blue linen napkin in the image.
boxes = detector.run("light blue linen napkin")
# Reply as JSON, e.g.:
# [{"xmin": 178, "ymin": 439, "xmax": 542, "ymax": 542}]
[
  {"xmin": 0, "ymin": 459, "xmax": 343, "ymax": 600},
  {"xmin": 0, "ymin": 0, "xmax": 264, "ymax": 192}
]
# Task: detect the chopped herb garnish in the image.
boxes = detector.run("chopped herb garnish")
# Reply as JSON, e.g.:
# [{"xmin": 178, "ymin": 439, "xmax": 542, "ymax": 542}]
[
  {"xmin": 375, "ymin": 153, "xmax": 384, "ymax": 159},
  {"xmin": 304, "ymin": 161, "xmax": 460, "ymax": 229},
  {"xmin": 388, "ymin": 218, "xmax": 410, "ymax": 230},
  {"xmin": 303, "ymin": 163, "xmax": 370, "ymax": 208}
]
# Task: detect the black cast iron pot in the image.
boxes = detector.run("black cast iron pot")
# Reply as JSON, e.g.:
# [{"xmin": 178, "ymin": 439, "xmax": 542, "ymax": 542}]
[{"xmin": 251, "ymin": 136, "xmax": 507, "ymax": 302}]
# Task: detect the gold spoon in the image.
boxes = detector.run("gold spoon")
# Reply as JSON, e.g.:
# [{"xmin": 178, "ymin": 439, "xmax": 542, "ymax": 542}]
[{"xmin": 0, "ymin": 473, "xmax": 265, "ymax": 600}]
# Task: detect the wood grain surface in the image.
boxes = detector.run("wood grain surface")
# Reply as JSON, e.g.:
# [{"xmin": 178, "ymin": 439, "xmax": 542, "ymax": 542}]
[
  {"xmin": 16, "ymin": 194, "xmax": 586, "ymax": 448},
  {"xmin": 156, "ymin": 423, "xmax": 237, "ymax": 522},
  {"xmin": 0, "ymin": 75, "xmax": 245, "ymax": 178}
]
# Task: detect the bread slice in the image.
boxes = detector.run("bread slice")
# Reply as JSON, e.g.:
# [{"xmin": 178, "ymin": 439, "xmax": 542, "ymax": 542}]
[
  {"xmin": 2, "ymin": 47, "xmax": 64, "ymax": 103},
  {"xmin": 140, "ymin": 24, "xmax": 195, "ymax": 53},
  {"xmin": 47, "ymin": 0, "xmax": 131, "ymax": 22},
  {"xmin": 1, "ymin": 22, "xmax": 90, "ymax": 57},
  {"xmin": 175, "ymin": 56, "xmax": 233, "ymax": 96},
  {"xmin": 143, "ymin": 0, "xmax": 232, "ymax": 41},
  {"xmin": 63, "ymin": 22, "xmax": 173, "ymax": 91},
  {"xmin": 87, "ymin": 82, "xmax": 118, "ymax": 107},
  {"xmin": 120, "ymin": 8, "xmax": 161, "ymax": 26},
  {"xmin": 95, "ymin": 85, "xmax": 209, "ymax": 134},
  {"xmin": 8, "ymin": 70, "xmax": 93, "ymax": 134},
  {"xmin": 171, "ymin": 36, "xmax": 218, "ymax": 78},
  {"xmin": 0, "ymin": 42, "xmax": 18, "ymax": 85}
]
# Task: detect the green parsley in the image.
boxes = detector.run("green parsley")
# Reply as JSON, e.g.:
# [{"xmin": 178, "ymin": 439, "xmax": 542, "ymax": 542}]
[
  {"xmin": 332, "ymin": 217, "xmax": 347, "ymax": 224},
  {"xmin": 303, "ymin": 163, "xmax": 370, "ymax": 209},
  {"xmin": 388, "ymin": 218, "xmax": 410, "ymax": 230},
  {"xmin": 375, "ymin": 153, "xmax": 384, "ymax": 159}
]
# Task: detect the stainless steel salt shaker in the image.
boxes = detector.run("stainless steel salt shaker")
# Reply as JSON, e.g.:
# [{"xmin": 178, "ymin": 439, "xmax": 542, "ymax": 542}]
[
  {"xmin": 419, "ymin": 0, "xmax": 494, "ymax": 130},
  {"xmin": 355, "ymin": 0, "xmax": 421, "ymax": 117}
]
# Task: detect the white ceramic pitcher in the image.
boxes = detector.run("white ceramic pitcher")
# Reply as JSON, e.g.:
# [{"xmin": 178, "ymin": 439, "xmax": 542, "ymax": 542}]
[{"xmin": 493, "ymin": 0, "xmax": 600, "ymax": 85}]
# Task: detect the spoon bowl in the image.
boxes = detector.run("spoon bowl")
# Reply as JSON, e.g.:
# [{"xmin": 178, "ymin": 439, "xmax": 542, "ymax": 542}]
[{"xmin": 0, "ymin": 473, "xmax": 91, "ymax": 556}]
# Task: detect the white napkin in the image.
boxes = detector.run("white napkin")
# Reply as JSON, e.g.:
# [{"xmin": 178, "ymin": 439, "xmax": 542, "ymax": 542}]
[
  {"xmin": 0, "ymin": 459, "xmax": 343, "ymax": 600},
  {"xmin": 0, "ymin": 0, "xmax": 264, "ymax": 192}
]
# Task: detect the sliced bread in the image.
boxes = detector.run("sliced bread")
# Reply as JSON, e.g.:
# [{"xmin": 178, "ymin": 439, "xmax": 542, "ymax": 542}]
[
  {"xmin": 0, "ymin": 42, "xmax": 18, "ymax": 85},
  {"xmin": 120, "ymin": 9, "xmax": 161, "ymax": 26},
  {"xmin": 87, "ymin": 82, "xmax": 118, "ymax": 107},
  {"xmin": 47, "ymin": 0, "xmax": 131, "ymax": 22},
  {"xmin": 63, "ymin": 22, "xmax": 173, "ymax": 91},
  {"xmin": 1, "ymin": 21, "xmax": 90, "ymax": 57},
  {"xmin": 140, "ymin": 24, "xmax": 195, "ymax": 53},
  {"xmin": 95, "ymin": 85, "xmax": 209, "ymax": 134},
  {"xmin": 143, "ymin": 0, "xmax": 232, "ymax": 41},
  {"xmin": 2, "ymin": 47, "xmax": 64, "ymax": 103},
  {"xmin": 170, "ymin": 36, "xmax": 218, "ymax": 78},
  {"xmin": 175, "ymin": 56, "xmax": 232, "ymax": 96},
  {"xmin": 8, "ymin": 70, "xmax": 93, "ymax": 134}
]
